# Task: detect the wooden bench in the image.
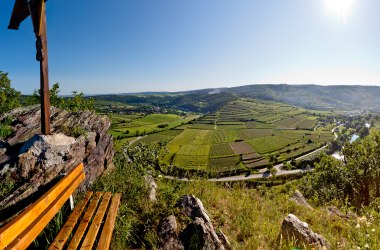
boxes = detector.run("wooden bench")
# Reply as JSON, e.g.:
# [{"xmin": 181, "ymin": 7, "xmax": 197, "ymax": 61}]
[{"xmin": 0, "ymin": 163, "xmax": 121, "ymax": 250}]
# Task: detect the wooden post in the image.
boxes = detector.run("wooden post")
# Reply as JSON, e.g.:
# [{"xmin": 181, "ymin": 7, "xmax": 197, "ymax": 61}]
[
  {"xmin": 8, "ymin": 0, "xmax": 51, "ymax": 135},
  {"xmin": 29, "ymin": 0, "xmax": 51, "ymax": 135},
  {"xmin": 38, "ymin": 1, "xmax": 51, "ymax": 135}
]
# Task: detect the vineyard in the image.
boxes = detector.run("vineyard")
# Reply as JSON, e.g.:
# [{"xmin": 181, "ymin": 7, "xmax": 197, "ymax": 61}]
[{"xmin": 123, "ymin": 98, "xmax": 334, "ymax": 176}]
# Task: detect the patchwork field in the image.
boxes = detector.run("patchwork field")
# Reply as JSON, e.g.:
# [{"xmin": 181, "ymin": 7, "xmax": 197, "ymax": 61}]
[
  {"xmin": 120, "ymin": 99, "xmax": 334, "ymax": 175},
  {"xmin": 109, "ymin": 113, "xmax": 199, "ymax": 139}
]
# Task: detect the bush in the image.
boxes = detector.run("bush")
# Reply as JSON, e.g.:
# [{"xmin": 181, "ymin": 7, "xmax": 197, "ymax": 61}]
[
  {"xmin": 0, "ymin": 117, "xmax": 13, "ymax": 139},
  {"xmin": 0, "ymin": 72, "xmax": 20, "ymax": 114}
]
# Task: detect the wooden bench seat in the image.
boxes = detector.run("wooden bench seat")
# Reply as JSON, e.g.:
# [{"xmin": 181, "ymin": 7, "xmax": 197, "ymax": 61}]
[{"xmin": 0, "ymin": 163, "xmax": 121, "ymax": 250}]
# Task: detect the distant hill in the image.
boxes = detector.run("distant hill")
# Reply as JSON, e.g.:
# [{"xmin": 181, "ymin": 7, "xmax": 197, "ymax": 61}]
[
  {"xmin": 92, "ymin": 84, "xmax": 380, "ymax": 112},
  {"xmin": 224, "ymin": 84, "xmax": 380, "ymax": 111},
  {"xmin": 93, "ymin": 92, "xmax": 237, "ymax": 113}
]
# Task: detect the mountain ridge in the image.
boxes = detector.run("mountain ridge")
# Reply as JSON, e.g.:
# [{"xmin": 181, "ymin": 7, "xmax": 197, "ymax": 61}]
[{"xmin": 92, "ymin": 84, "xmax": 380, "ymax": 112}]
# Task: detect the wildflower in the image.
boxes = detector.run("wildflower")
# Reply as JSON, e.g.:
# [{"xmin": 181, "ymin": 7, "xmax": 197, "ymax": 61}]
[
  {"xmin": 364, "ymin": 244, "xmax": 369, "ymax": 248},
  {"xmin": 372, "ymin": 228, "xmax": 375, "ymax": 232}
]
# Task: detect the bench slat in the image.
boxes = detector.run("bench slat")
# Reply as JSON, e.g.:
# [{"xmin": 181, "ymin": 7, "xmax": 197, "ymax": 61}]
[
  {"xmin": 80, "ymin": 192, "xmax": 112, "ymax": 250},
  {"xmin": 67, "ymin": 192, "xmax": 103, "ymax": 250},
  {"xmin": 48, "ymin": 191, "xmax": 93, "ymax": 250},
  {"xmin": 97, "ymin": 193, "xmax": 121, "ymax": 250},
  {"xmin": 0, "ymin": 163, "xmax": 84, "ymax": 249},
  {"xmin": 5, "ymin": 170, "xmax": 85, "ymax": 250}
]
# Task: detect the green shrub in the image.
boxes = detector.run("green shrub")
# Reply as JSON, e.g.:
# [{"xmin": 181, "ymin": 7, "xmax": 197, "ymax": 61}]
[{"xmin": 0, "ymin": 117, "xmax": 13, "ymax": 139}]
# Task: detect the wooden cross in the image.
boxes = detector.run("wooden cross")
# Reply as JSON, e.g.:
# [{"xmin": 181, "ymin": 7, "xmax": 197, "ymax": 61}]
[{"xmin": 8, "ymin": 0, "xmax": 51, "ymax": 135}]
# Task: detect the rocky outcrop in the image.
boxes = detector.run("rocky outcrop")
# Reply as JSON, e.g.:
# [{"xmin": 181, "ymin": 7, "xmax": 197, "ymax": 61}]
[
  {"xmin": 0, "ymin": 106, "xmax": 114, "ymax": 222},
  {"xmin": 158, "ymin": 215, "xmax": 184, "ymax": 250},
  {"xmin": 290, "ymin": 190, "xmax": 313, "ymax": 209},
  {"xmin": 158, "ymin": 195, "xmax": 227, "ymax": 250},
  {"xmin": 281, "ymin": 214, "xmax": 330, "ymax": 250}
]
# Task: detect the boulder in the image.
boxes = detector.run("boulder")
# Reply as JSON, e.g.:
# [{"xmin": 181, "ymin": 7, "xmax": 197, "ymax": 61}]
[
  {"xmin": 177, "ymin": 194, "xmax": 211, "ymax": 223},
  {"xmin": 0, "ymin": 106, "xmax": 114, "ymax": 223},
  {"xmin": 181, "ymin": 217, "xmax": 224, "ymax": 250},
  {"xmin": 145, "ymin": 175, "xmax": 157, "ymax": 202},
  {"xmin": 290, "ymin": 190, "xmax": 313, "ymax": 209},
  {"xmin": 177, "ymin": 195, "xmax": 225, "ymax": 250},
  {"xmin": 281, "ymin": 214, "xmax": 330, "ymax": 250},
  {"xmin": 158, "ymin": 215, "xmax": 184, "ymax": 250},
  {"xmin": 158, "ymin": 195, "xmax": 228, "ymax": 250}
]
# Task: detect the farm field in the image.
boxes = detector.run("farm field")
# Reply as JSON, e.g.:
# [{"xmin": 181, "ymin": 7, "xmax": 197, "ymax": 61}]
[
  {"xmin": 109, "ymin": 113, "xmax": 199, "ymax": 139},
  {"xmin": 122, "ymin": 98, "xmax": 335, "ymax": 176}
]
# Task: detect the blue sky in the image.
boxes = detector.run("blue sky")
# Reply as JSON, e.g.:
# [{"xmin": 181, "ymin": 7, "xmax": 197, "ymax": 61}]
[{"xmin": 1, "ymin": 0, "xmax": 380, "ymax": 94}]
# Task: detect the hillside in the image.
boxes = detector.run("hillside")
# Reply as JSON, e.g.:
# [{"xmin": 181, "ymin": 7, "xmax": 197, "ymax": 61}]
[
  {"xmin": 93, "ymin": 84, "xmax": 380, "ymax": 112},
  {"xmin": 225, "ymin": 84, "xmax": 380, "ymax": 111}
]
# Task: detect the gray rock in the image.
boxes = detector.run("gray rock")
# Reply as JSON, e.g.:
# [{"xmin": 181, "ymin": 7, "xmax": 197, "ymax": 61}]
[
  {"xmin": 158, "ymin": 215, "xmax": 184, "ymax": 250},
  {"xmin": 325, "ymin": 206, "xmax": 357, "ymax": 220},
  {"xmin": 217, "ymin": 230, "xmax": 232, "ymax": 250},
  {"xmin": 181, "ymin": 217, "xmax": 225, "ymax": 250},
  {"xmin": 281, "ymin": 214, "xmax": 330, "ymax": 250},
  {"xmin": 0, "ymin": 106, "xmax": 114, "ymax": 221},
  {"xmin": 145, "ymin": 175, "xmax": 157, "ymax": 202},
  {"xmin": 177, "ymin": 194, "xmax": 211, "ymax": 223},
  {"xmin": 290, "ymin": 190, "xmax": 313, "ymax": 209},
  {"xmin": 18, "ymin": 133, "xmax": 76, "ymax": 179},
  {"xmin": 177, "ymin": 195, "xmax": 225, "ymax": 250}
]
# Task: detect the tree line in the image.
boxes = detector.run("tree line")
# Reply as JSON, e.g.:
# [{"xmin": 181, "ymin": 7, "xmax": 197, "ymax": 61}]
[{"xmin": 0, "ymin": 71, "xmax": 94, "ymax": 115}]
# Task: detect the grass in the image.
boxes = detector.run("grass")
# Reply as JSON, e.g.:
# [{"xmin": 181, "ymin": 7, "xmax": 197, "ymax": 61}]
[{"xmin": 155, "ymin": 178, "xmax": 380, "ymax": 249}]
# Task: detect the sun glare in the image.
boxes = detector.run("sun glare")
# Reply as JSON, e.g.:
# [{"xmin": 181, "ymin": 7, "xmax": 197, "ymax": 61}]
[{"xmin": 325, "ymin": 0, "xmax": 355, "ymax": 22}]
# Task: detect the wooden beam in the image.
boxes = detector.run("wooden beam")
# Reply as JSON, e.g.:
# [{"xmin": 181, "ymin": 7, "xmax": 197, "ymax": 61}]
[
  {"xmin": 80, "ymin": 193, "xmax": 112, "ymax": 250},
  {"xmin": 68, "ymin": 192, "xmax": 104, "ymax": 250},
  {"xmin": 49, "ymin": 192, "xmax": 94, "ymax": 250},
  {"xmin": 28, "ymin": 0, "xmax": 51, "ymax": 135},
  {"xmin": 8, "ymin": 0, "xmax": 30, "ymax": 30},
  {"xmin": 38, "ymin": 1, "xmax": 51, "ymax": 135},
  {"xmin": 4, "ymin": 170, "xmax": 85, "ymax": 249},
  {"xmin": 0, "ymin": 163, "xmax": 85, "ymax": 249},
  {"xmin": 97, "ymin": 193, "xmax": 121, "ymax": 250}
]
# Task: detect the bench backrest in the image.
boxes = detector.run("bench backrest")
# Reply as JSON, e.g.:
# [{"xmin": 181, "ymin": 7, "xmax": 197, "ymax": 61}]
[{"xmin": 0, "ymin": 163, "xmax": 85, "ymax": 250}]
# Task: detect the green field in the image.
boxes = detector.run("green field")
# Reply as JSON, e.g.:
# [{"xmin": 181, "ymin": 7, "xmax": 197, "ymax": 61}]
[
  {"xmin": 115, "ymin": 99, "xmax": 334, "ymax": 175},
  {"xmin": 109, "ymin": 113, "xmax": 199, "ymax": 139}
]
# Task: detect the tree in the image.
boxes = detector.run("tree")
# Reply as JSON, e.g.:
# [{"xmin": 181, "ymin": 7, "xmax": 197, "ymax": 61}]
[
  {"xmin": 302, "ymin": 130, "xmax": 380, "ymax": 208},
  {"xmin": 28, "ymin": 83, "xmax": 94, "ymax": 111},
  {"xmin": 344, "ymin": 136, "xmax": 376, "ymax": 206},
  {"xmin": 0, "ymin": 71, "xmax": 20, "ymax": 114},
  {"xmin": 300, "ymin": 155, "xmax": 351, "ymax": 205}
]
